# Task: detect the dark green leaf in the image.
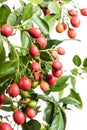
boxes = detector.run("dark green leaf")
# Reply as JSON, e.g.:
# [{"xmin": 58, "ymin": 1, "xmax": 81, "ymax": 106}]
[
  {"xmin": 22, "ymin": 120, "xmax": 41, "ymax": 130},
  {"xmin": 0, "ymin": 38, "xmax": 6, "ymax": 61},
  {"xmin": 48, "ymin": 2, "xmax": 61, "ymax": 15},
  {"xmin": 83, "ymin": 58, "xmax": 87, "ymax": 67},
  {"xmin": 40, "ymin": 51, "xmax": 53, "ymax": 62},
  {"xmin": 82, "ymin": 67, "xmax": 87, "ymax": 73},
  {"xmin": 60, "ymin": 109, "xmax": 67, "ymax": 130},
  {"xmin": 43, "ymin": 102, "xmax": 54, "ymax": 125},
  {"xmin": 32, "ymin": 14, "xmax": 49, "ymax": 35},
  {"xmin": 51, "ymin": 83, "xmax": 68, "ymax": 92},
  {"xmin": 22, "ymin": 3, "xmax": 34, "ymax": 21},
  {"xmin": 68, "ymin": 89, "xmax": 83, "ymax": 109},
  {"xmin": 71, "ymin": 68, "xmax": 78, "ymax": 76},
  {"xmin": 46, "ymin": 39, "xmax": 63, "ymax": 49},
  {"xmin": 37, "ymin": 94, "xmax": 51, "ymax": 102},
  {"xmin": 2, "ymin": 106, "xmax": 13, "ymax": 112},
  {"xmin": 44, "ymin": 14, "xmax": 58, "ymax": 31},
  {"xmin": 49, "ymin": 111, "xmax": 65, "ymax": 130},
  {"xmin": 59, "ymin": 97, "xmax": 80, "ymax": 106},
  {"xmin": 0, "ymin": 0, "xmax": 7, "ymax": 3},
  {"xmin": 73, "ymin": 55, "xmax": 81, "ymax": 67},
  {"xmin": 0, "ymin": 60, "xmax": 17, "ymax": 78},
  {"xmin": 30, "ymin": 0, "xmax": 43, "ymax": 4},
  {"xmin": 0, "ymin": 4, "xmax": 11, "ymax": 27}
]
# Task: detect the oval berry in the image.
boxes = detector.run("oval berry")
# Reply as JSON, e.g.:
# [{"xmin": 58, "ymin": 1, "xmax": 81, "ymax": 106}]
[
  {"xmin": 0, "ymin": 122, "xmax": 12, "ymax": 130},
  {"xmin": 56, "ymin": 23, "xmax": 64, "ymax": 33},
  {"xmin": 68, "ymin": 9, "xmax": 78, "ymax": 16},
  {"xmin": 52, "ymin": 61, "xmax": 62, "ymax": 71},
  {"xmin": 56, "ymin": 47, "xmax": 65, "ymax": 55},
  {"xmin": 40, "ymin": 81, "xmax": 50, "ymax": 92},
  {"xmin": 19, "ymin": 77, "xmax": 31, "ymax": 91},
  {"xmin": 29, "ymin": 45, "xmax": 39, "ymax": 58},
  {"xmin": 31, "ymin": 62, "xmax": 40, "ymax": 72},
  {"xmin": 80, "ymin": 8, "xmax": 87, "ymax": 16},
  {"xmin": 70, "ymin": 16, "xmax": 80, "ymax": 28},
  {"xmin": 8, "ymin": 83, "xmax": 20, "ymax": 98},
  {"xmin": 46, "ymin": 74, "xmax": 56, "ymax": 85},
  {"xmin": 26, "ymin": 108, "xmax": 36, "ymax": 119},
  {"xmin": 28, "ymin": 27, "xmax": 41, "ymax": 38},
  {"xmin": 1, "ymin": 24, "xmax": 13, "ymax": 37},
  {"xmin": 68, "ymin": 28, "xmax": 76, "ymax": 39},
  {"xmin": 0, "ymin": 94, "xmax": 6, "ymax": 105},
  {"xmin": 36, "ymin": 36, "xmax": 47, "ymax": 49},
  {"xmin": 13, "ymin": 110, "xmax": 25, "ymax": 125}
]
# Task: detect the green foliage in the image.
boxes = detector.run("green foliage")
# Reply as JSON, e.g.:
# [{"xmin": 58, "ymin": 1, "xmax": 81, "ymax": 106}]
[
  {"xmin": 0, "ymin": 37, "xmax": 6, "ymax": 61},
  {"xmin": 73, "ymin": 55, "xmax": 81, "ymax": 67}
]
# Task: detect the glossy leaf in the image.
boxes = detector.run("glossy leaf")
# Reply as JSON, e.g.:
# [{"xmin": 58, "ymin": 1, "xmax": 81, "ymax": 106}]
[
  {"xmin": 22, "ymin": 120, "xmax": 41, "ymax": 130},
  {"xmin": 48, "ymin": 2, "xmax": 61, "ymax": 14},
  {"xmin": 59, "ymin": 97, "xmax": 80, "ymax": 106},
  {"xmin": 40, "ymin": 51, "xmax": 53, "ymax": 61},
  {"xmin": 43, "ymin": 102, "xmax": 54, "ymax": 125},
  {"xmin": 0, "ymin": 60, "xmax": 17, "ymax": 78},
  {"xmin": 0, "ymin": 38, "xmax": 6, "ymax": 61},
  {"xmin": 0, "ymin": 4, "xmax": 11, "ymax": 27},
  {"xmin": 83, "ymin": 58, "xmax": 87, "ymax": 67},
  {"xmin": 32, "ymin": 14, "xmax": 49, "ymax": 35},
  {"xmin": 22, "ymin": 3, "xmax": 34, "ymax": 21},
  {"xmin": 2, "ymin": 106, "xmax": 13, "ymax": 112},
  {"xmin": 30, "ymin": 0, "xmax": 43, "ymax": 4},
  {"xmin": 44, "ymin": 14, "xmax": 58, "ymax": 31},
  {"xmin": 46, "ymin": 39, "xmax": 63, "ymax": 49},
  {"xmin": 68, "ymin": 89, "xmax": 83, "ymax": 109},
  {"xmin": 49, "ymin": 111, "xmax": 65, "ymax": 130},
  {"xmin": 71, "ymin": 68, "xmax": 78, "ymax": 75},
  {"xmin": 73, "ymin": 55, "xmax": 81, "ymax": 67}
]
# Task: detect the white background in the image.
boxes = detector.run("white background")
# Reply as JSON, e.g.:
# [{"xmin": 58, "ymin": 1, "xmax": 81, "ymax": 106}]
[{"xmin": 1, "ymin": 0, "xmax": 87, "ymax": 130}]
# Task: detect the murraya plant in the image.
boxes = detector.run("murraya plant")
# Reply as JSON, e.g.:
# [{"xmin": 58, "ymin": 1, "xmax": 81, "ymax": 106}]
[{"xmin": 0, "ymin": 0, "xmax": 87, "ymax": 130}]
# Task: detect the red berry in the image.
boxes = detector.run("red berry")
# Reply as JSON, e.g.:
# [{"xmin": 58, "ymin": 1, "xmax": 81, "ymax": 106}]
[
  {"xmin": 29, "ymin": 45, "xmax": 39, "ymax": 58},
  {"xmin": 1, "ymin": 24, "xmax": 13, "ymax": 37},
  {"xmin": 19, "ymin": 77, "xmax": 31, "ymax": 91},
  {"xmin": 13, "ymin": 110, "xmax": 25, "ymax": 125},
  {"xmin": 68, "ymin": 9, "xmax": 78, "ymax": 16},
  {"xmin": 0, "ymin": 122, "xmax": 12, "ymax": 130},
  {"xmin": 43, "ymin": 8, "xmax": 50, "ymax": 15},
  {"xmin": 56, "ymin": 47, "xmax": 65, "ymax": 55},
  {"xmin": 46, "ymin": 74, "xmax": 56, "ymax": 85},
  {"xmin": 80, "ymin": 8, "xmax": 87, "ymax": 16},
  {"xmin": 68, "ymin": 28, "xmax": 76, "ymax": 39},
  {"xmin": 36, "ymin": 36, "xmax": 47, "ymax": 49},
  {"xmin": 52, "ymin": 61, "xmax": 62, "ymax": 71},
  {"xmin": 0, "ymin": 94, "xmax": 6, "ymax": 105},
  {"xmin": 31, "ymin": 62, "xmax": 40, "ymax": 72},
  {"xmin": 8, "ymin": 83, "xmax": 20, "ymax": 98},
  {"xmin": 70, "ymin": 16, "xmax": 80, "ymax": 28},
  {"xmin": 52, "ymin": 69, "xmax": 63, "ymax": 78},
  {"xmin": 40, "ymin": 81, "xmax": 50, "ymax": 92},
  {"xmin": 26, "ymin": 108, "xmax": 36, "ymax": 119},
  {"xmin": 62, "ymin": 22, "xmax": 67, "ymax": 30},
  {"xmin": 28, "ymin": 27, "xmax": 41, "ymax": 38}
]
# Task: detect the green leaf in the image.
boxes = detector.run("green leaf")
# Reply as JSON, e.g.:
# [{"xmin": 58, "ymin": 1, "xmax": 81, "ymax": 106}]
[
  {"xmin": 30, "ymin": 0, "xmax": 43, "ymax": 4},
  {"xmin": 51, "ymin": 76, "xmax": 69, "ymax": 92},
  {"xmin": 59, "ymin": 97, "xmax": 80, "ymax": 106},
  {"xmin": 32, "ymin": 14, "xmax": 49, "ymax": 35},
  {"xmin": 43, "ymin": 102, "xmax": 54, "ymax": 125},
  {"xmin": 37, "ymin": 94, "xmax": 52, "ymax": 102},
  {"xmin": 44, "ymin": 14, "xmax": 58, "ymax": 31},
  {"xmin": 0, "ymin": 0, "xmax": 7, "ymax": 3},
  {"xmin": 46, "ymin": 39, "xmax": 63, "ymax": 49},
  {"xmin": 22, "ymin": 120, "xmax": 41, "ymax": 130},
  {"xmin": 70, "ymin": 76, "xmax": 76, "ymax": 90},
  {"xmin": 0, "ymin": 38, "xmax": 6, "ymax": 61},
  {"xmin": 22, "ymin": 3, "xmax": 34, "ymax": 22},
  {"xmin": 48, "ymin": 2, "xmax": 61, "ymax": 14},
  {"xmin": 7, "ymin": 12, "xmax": 21, "ymax": 26},
  {"xmin": 59, "ymin": 0, "xmax": 71, "ymax": 4},
  {"xmin": 82, "ymin": 67, "xmax": 87, "ymax": 73},
  {"xmin": 0, "ymin": 60, "xmax": 17, "ymax": 78},
  {"xmin": 0, "ymin": 4, "xmax": 11, "ymax": 27},
  {"xmin": 40, "ymin": 51, "xmax": 53, "ymax": 62},
  {"xmin": 71, "ymin": 68, "xmax": 78, "ymax": 75},
  {"xmin": 73, "ymin": 55, "xmax": 81, "ymax": 67},
  {"xmin": 68, "ymin": 89, "xmax": 83, "ymax": 109},
  {"xmin": 83, "ymin": 58, "xmax": 87, "ymax": 67},
  {"xmin": 49, "ymin": 111, "xmax": 65, "ymax": 130},
  {"xmin": 2, "ymin": 106, "xmax": 13, "ymax": 112}
]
